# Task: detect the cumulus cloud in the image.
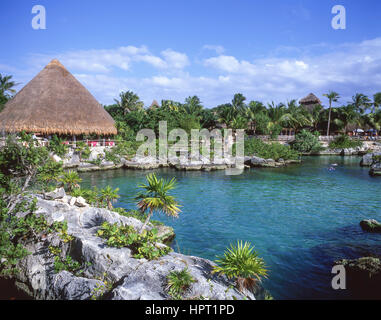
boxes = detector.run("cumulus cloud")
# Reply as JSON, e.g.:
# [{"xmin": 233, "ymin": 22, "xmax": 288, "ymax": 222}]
[
  {"xmin": 7, "ymin": 38, "xmax": 381, "ymax": 107},
  {"xmin": 28, "ymin": 46, "xmax": 189, "ymax": 73}
]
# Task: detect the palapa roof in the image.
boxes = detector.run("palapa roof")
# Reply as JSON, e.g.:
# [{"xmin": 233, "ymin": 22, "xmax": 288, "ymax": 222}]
[
  {"xmin": 299, "ymin": 93, "xmax": 322, "ymax": 105},
  {"xmin": 149, "ymin": 99, "xmax": 160, "ymax": 109},
  {"xmin": 0, "ymin": 59, "xmax": 117, "ymax": 135}
]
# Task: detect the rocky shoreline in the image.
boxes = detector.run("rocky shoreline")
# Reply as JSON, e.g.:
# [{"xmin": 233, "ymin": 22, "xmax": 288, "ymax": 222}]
[{"xmin": 6, "ymin": 189, "xmax": 265, "ymax": 300}]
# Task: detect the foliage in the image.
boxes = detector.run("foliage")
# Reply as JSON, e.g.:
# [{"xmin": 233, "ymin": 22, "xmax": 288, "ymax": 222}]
[
  {"xmin": 99, "ymin": 186, "xmax": 120, "ymax": 210},
  {"xmin": 291, "ymin": 130, "xmax": 323, "ymax": 153},
  {"xmin": 135, "ymin": 173, "xmax": 181, "ymax": 233},
  {"xmin": 166, "ymin": 268, "xmax": 196, "ymax": 299},
  {"xmin": 96, "ymin": 222, "xmax": 171, "ymax": 260},
  {"xmin": 114, "ymin": 208, "xmax": 164, "ymax": 226},
  {"xmin": 213, "ymin": 241, "xmax": 268, "ymax": 293},
  {"xmin": 47, "ymin": 135, "xmax": 69, "ymax": 157},
  {"xmin": 60, "ymin": 170, "xmax": 82, "ymax": 192},
  {"xmin": 329, "ymin": 135, "xmax": 363, "ymax": 149},
  {"xmin": 0, "ymin": 74, "xmax": 17, "ymax": 111},
  {"xmin": 69, "ymin": 186, "xmax": 99, "ymax": 206},
  {"xmin": 75, "ymin": 141, "xmax": 91, "ymax": 160},
  {"xmin": 37, "ymin": 160, "xmax": 64, "ymax": 190},
  {"xmin": 244, "ymin": 137, "xmax": 300, "ymax": 160}
]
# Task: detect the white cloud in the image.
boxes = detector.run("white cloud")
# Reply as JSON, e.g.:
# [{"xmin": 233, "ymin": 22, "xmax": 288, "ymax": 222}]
[
  {"xmin": 202, "ymin": 45, "xmax": 225, "ymax": 55},
  {"xmin": 161, "ymin": 49, "xmax": 189, "ymax": 69},
  {"xmin": 6, "ymin": 38, "xmax": 381, "ymax": 107},
  {"xmin": 28, "ymin": 46, "xmax": 189, "ymax": 73}
]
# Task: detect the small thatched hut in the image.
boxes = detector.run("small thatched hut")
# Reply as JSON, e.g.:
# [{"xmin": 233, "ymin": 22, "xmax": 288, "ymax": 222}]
[
  {"xmin": 149, "ymin": 99, "xmax": 160, "ymax": 110},
  {"xmin": 0, "ymin": 59, "xmax": 117, "ymax": 136},
  {"xmin": 299, "ymin": 93, "xmax": 322, "ymax": 112}
]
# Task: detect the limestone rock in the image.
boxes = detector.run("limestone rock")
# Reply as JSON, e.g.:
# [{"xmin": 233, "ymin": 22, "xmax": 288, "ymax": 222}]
[{"xmin": 44, "ymin": 187, "xmax": 66, "ymax": 200}]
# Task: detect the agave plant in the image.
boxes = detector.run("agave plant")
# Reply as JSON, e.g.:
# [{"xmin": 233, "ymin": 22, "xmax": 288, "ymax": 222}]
[
  {"xmin": 166, "ymin": 268, "xmax": 196, "ymax": 299},
  {"xmin": 213, "ymin": 241, "xmax": 268, "ymax": 293},
  {"xmin": 100, "ymin": 185, "xmax": 120, "ymax": 210},
  {"xmin": 135, "ymin": 173, "xmax": 181, "ymax": 234},
  {"xmin": 60, "ymin": 170, "xmax": 82, "ymax": 192}
]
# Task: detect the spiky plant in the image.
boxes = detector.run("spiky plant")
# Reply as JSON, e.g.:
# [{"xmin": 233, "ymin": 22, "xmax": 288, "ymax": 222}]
[
  {"xmin": 100, "ymin": 186, "xmax": 120, "ymax": 210},
  {"xmin": 135, "ymin": 173, "xmax": 181, "ymax": 234},
  {"xmin": 166, "ymin": 268, "xmax": 196, "ymax": 299},
  {"xmin": 213, "ymin": 241, "xmax": 268, "ymax": 293},
  {"xmin": 60, "ymin": 170, "xmax": 82, "ymax": 192}
]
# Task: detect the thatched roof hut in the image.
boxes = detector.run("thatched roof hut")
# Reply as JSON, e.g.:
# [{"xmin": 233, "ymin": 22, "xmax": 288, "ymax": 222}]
[
  {"xmin": 299, "ymin": 93, "xmax": 322, "ymax": 112},
  {"xmin": 149, "ymin": 99, "xmax": 160, "ymax": 110},
  {"xmin": 0, "ymin": 59, "xmax": 117, "ymax": 135}
]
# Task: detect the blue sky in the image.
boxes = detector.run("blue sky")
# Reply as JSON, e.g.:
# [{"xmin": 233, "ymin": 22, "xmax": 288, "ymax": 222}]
[{"xmin": 1, "ymin": 0, "xmax": 381, "ymax": 107}]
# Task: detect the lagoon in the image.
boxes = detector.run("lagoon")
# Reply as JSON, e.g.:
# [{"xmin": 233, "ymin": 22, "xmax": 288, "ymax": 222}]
[{"xmin": 80, "ymin": 156, "xmax": 381, "ymax": 299}]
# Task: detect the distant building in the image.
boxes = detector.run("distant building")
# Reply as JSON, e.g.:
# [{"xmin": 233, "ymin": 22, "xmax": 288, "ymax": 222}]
[{"xmin": 299, "ymin": 93, "xmax": 322, "ymax": 113}]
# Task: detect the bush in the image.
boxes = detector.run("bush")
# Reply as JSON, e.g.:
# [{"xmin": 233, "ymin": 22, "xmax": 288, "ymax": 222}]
[
  {"xmin": 47, "ymin": 135, "xmax": 68, "ymax": 157},
  {"xmin": 329, "ymin": 135, "xmax": 363, "ymax": 149},
  {"xmin": 96, "ymin": 222, "xmax": 171, "ymax": 260},
  {"xmin": 291, "ymin": 130, "xmax": 323, "ymax": 153},
  {"xmin": 244, "ymin": 138, "xmax": 299, "ymax": 160}
]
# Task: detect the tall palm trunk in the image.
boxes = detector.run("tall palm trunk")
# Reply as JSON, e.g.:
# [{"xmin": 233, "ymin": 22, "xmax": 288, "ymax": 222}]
[
  {"xmin": 140, "ymin": 209, "xmax": 153, "ymax": 234},
  {"xmin": 326, "ymin": 101, "xmax": 332, "ymax": 136}
]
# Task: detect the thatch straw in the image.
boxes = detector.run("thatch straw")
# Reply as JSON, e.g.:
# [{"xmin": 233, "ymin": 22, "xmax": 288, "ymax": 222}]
[
  {"xmin": 299, "ymin": 93, "xmax": 322, "ymax": 105},
  {"xmin": 0, "ymin": 59, "xmax": 117, "ymax": 135}
]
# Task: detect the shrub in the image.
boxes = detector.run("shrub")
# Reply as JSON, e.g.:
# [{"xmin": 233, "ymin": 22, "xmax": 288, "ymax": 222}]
[
  {"xmin": 244, "ymin": 138, "xmax": 299, "ymax": 160},
  {"xmin": 166, "ymin": 268, "xmax": 196, "ymax": 299},
  {"xmin": 291, "ymin": 130, "xmax": 323, "ymax": 153},
  {"xmin": 96, "ymin": 222, "xmax": 171, "ymax": 260},
  {"xmin": 213, "ymin": 241, "xmax": 268, "ymax": 293},
  {"xmin": 47, "ymin": 135, "xmax": 68, "ymax": 157},
  {"xmin": 329, "ymin": 135, "xmax": 363, "ymax": 149},
  {"xmin": 75, "ymin": 141, "xmax": 91, "ymax": 160}
]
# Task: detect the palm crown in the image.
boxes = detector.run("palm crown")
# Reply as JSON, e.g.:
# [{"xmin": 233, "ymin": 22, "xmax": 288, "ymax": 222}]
[{"xmin": 135, "ymin": 173, "xmax": 181, "ymax": 233}]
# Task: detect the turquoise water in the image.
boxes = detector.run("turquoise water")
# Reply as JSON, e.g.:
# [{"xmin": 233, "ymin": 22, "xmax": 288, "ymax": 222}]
[{"xmin": 80, "ymin": 156, "xmax": 381, "ymax": 299}]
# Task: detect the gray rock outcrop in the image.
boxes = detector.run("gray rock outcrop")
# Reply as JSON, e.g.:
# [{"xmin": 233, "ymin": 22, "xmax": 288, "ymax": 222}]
[
  {"xmin": 360, "ymin": 219, "xmax": 381, "ymax": 232},
  {"xmin": 9, "ymin": 194, "xmax": 262, "ymax": 300}
]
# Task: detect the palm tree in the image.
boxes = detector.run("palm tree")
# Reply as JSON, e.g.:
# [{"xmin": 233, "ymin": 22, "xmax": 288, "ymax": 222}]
[
  {"xmin": 323, "ymin": 91, "xmax": 340, "ymax": 136},
  {"xmin": 114, "ymin": 91, "xmax": 144, "ymax": 115},
  {"xmin": 135, "ymin": 173, "xmax": 181, "ymax": 234},
  {"xmin": 334, "ymin": 104, "xmax": 359, "ymax": 133},
  {"xmin": 372, "ymin": 92, "xmax": 381, "ymax": 114},
  {"xmin": 217, "ymin": 104, "xmax": 235, "ymax": 128},
  {"xmin": 100, "ymin": 186, "xmax": 120, "ymax": 210},
  {"xmin": 184, "ymin": 96, "xmax": 203, "ymax": 117},
  {"xmin": 0, "ymin": 74, "xmax": 17, "ymax": 96},
  {"xmin": 60, "ymin": 170, "xmax": 82, "ymax": 192},
  {"xmin": 351, "ymin": 93, "xmax": 371, "ymax": 114},
  {"xmin": 231, "ymin": 93, "xmax": 246, "ymax": 112}
]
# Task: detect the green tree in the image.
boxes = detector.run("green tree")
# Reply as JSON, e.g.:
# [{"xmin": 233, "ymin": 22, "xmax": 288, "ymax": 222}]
[
  {"xmin": 135, "ymin": 173, "xmax": 181, "ymax": 234},
  {"xmin": 114, "ymin": 91, "xmax": 144, "ymax": 115},
  {"xmin": 0, "ymin": 74, "xmax": 17, "ymax": 111},
  {"xmin": 291, "ymin": 130, "xmax": 322, "ymax": 153},
  {"xmin": 351, "ymin": 93, "xmax": 372, "ymax": 114},
  {"xmin": 372, "ymin": 92, "xmax": 381, "ymax": 114},
  {"xmin": 184, "ymin": 96, "xmax": 203, "ymax": 117},
  {"xmin": 100, "ymin": 186, "xmax": 120, "ymax": 210},
  {"xmin": 323, "ymin": 91, "xmax": 340, "ymax": 136}
]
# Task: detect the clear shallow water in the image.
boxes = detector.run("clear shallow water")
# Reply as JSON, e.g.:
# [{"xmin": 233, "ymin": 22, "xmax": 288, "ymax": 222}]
[{"xmin": 80, "ymin": 156, "xmax": 381, "ymax": 299}]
